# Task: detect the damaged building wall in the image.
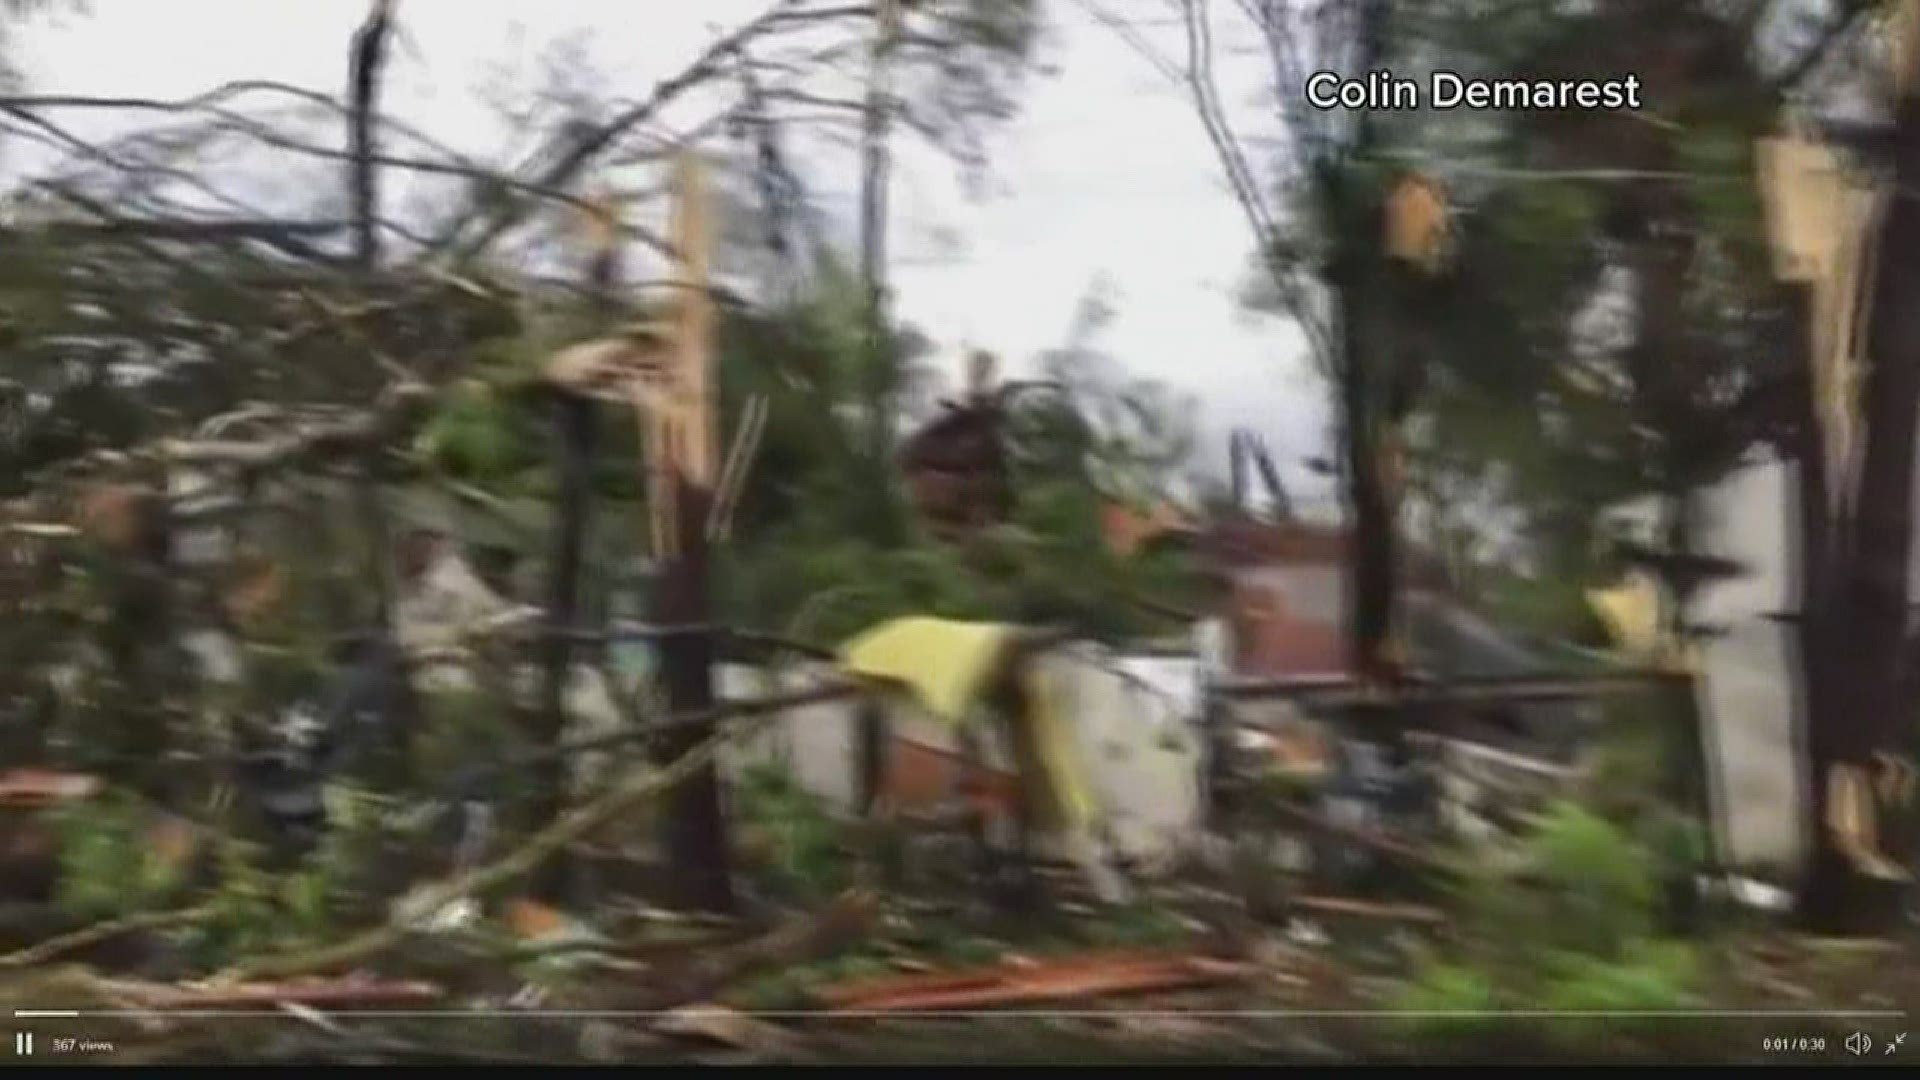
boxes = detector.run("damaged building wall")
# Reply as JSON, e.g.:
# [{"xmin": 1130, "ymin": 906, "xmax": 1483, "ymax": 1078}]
[
  {"xmin": 1609, "ymin": 456, "xmax": 1806, "ymax": 876},
  {"xmin": 1689, "ymin": 460, "xmax": 1805, "ymax": 878}
]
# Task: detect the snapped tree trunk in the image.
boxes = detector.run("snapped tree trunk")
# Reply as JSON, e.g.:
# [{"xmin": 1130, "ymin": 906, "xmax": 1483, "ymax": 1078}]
[
  {"xmin": 649, "ymin": 476, "xmax": 734, "ymax": 914},
  {"xmin": 1799, "ymin": 73, "xmax": 1920, "ymax": 932}
]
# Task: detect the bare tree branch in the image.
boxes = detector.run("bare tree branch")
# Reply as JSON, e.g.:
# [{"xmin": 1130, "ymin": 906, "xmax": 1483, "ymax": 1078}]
[
  {"xmin": 1073, "ymin": 0, "xmax": 1184, "ymax": 87},
  {"xmin": 443, "ymin": 0, "xmax": 872, "ymax": 262},
  {"xmin": 1, "ymin": 93, "xmax": 499, "ymax": 268},
  {"xmin": 33, "ymin": 183, "xmax": 349, "ymax": 264},
  {"xmin": 0, "ymin": 100, "xmax": 289, "ymax": 229},
  {"xmin": 1767, "ymin": 0, "xmax": 1878, "ymax": 98},
  {"xmin": 0, "ymin": 78, "xmax": 657, "ymax": 261},
  {"xmin": 349, "ymin": 0, "xmax": 398, "ymax": 272},
  {"xmin": 1176, "ymin": 0, "xmax": 1331, "ymax": 362},
  {"xmin": 34, "ymin": 216, "xmax": 353, "ymax": 240},
  {"xmin": 761, "ymin": 87, "xmax": 867, "ymax": 111},
  {"xmin": 160, "ymin": 381, "xmax": 432, "ymax": 471},
  {"xmin": 0, "ymin": 78, "xmax": 490, "ymax": 172},
  {"xmin": 735, "ymin": 42, "xmax": 824, "ymax": 270}
]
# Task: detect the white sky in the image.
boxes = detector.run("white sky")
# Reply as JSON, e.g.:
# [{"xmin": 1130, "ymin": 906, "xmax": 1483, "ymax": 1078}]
[{"xmin": 13, "ymin": 0, "xmax": 1332, "ymax": 503}]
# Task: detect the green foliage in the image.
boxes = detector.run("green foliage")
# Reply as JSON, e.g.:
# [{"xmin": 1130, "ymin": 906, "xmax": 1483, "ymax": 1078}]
[
  {"xmin": 1580, "ymin": 704, "xmax": 1713, "ymax": 907},
  {"xmin": 726, "ymin": 942, "xmax": 899, "ymax": 1012},
  {"xmin": 736, "ymin": 760, "xmax": 851, "ymax": 902},
  {"xmin": 1395, "ymin": 963, "xmax": 1500, "ymax": 1038},
  {"xmin": 1356, "ymin": 1, "xmax": 1800, "ymax": 622},
  {"xmin": 308, "ymin": 784, "xmax": 410, "ymax": 923},
  {"xmin": 416, "ymin": 380, "xmax": 539, "ymax": 483},
  {"xmin": 1077, "ymin": 901, "xmax": 1187, "ymax": 950},
  {"xmin": 407, "ymin": 266, "xmax": 1147, "ymax": 645},
  {"xmin": 1537, "ymin": 939, "xmax": 1700, "ymax": 1021},
  {"xmin": 1401, "ymin": 797, "xmax": 1700, "ymax": 1050},
  {"xmin": 900, "ymin": 0, "xmax": 1047, "ymax": 183},
  {"xmin": 1583, "ymin": 706, "xmax": 1671, "ymax": 815},
  {"xmin": 51, "ymin": 794, "xmax": 187, "ymax": 920},
  {"xmin": 1524, "ymin": 800, "xmax": 1657, "ymax": 954},
  {"xmin": 412, "ymin": 685, "xmax": 537, "ymax": 818},
  {"xmin": 1443, "ymin": 799, "xmax": 1664, "ymax": 958},
  {"xmin": 279, "ymin": 861, "xmax": 335, "ymax": 941},
  {"xmin": 716, "ymin": 276, "xmax": 1205, "ymax": 645},
  {"xmin": 935, "ymin": 932, "xmax": 1004, "ymax": 967},
  {"xmin": 723, "ymin": 507, "xmax": 1201, "ymax": 646},
  {"xmin": 186, "ymin": 840, "xmax": 287, "ymax": 965},
  {"xmin": 176, "ymin": 785, "xmax": 412, "ymax": 967}
]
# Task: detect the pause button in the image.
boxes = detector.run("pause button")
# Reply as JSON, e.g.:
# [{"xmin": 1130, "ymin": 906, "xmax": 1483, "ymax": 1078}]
[{"xmin": 13, "ymin": 1031, "xmax": 31, "ymax": 1055}]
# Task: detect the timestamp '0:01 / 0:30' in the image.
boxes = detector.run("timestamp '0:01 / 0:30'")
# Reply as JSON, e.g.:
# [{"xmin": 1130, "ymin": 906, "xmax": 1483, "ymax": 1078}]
[{"xmin": 1761, "ymin": 1036, "xmax": 1825, "ymax": 1053}]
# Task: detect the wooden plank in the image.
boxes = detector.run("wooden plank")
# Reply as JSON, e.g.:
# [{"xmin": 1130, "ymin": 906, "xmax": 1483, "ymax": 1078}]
[
  {"xmin": 1291, "ymin": 895, "xmax": 1447, "ymax": 925},
  {"xmin": 672, "ymin": 152, "xmax": 717, "ymax": 486},
  {"xmin": 816, "ymin": 950, "xmax": 1245, "ymax": 1013},
  {"xmin": 1214, "ymin": 670, "xmax": 1686, "ymax": 708}
]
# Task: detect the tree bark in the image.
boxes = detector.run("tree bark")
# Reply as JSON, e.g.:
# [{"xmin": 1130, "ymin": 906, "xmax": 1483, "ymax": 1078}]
[
  {"xmin": 858, "ymin": 0, "xmax": 903, "ymax": 540},
  {"xmin": 1798, "ymin": 75, "xmax": 1920, "ymax": 932},
  {"xmin": 1337, "ymin": 0, "xmax": 1398, "ymax": 685},
  {"xmin": 347, "ymin": 0, "xmax": 395, "ymax": 274},
  {"xmin": 99, "ymin": 483, "xmax": 178, "ymax": 801},
  {"xmin": 858, "ymin": 0, "xmax": 898, "ymax": 315},
  {"xmin": 855, "ymin": 697, "xmax": 887, "ymax": 814},
  {"xmin": 534, "ymin": 391, "xmax": 596, "ymax": 902},
  {"xmin": 649, "ymin": 477, "xmax": 735, "ymax": 914},
  {"xmin": 1342, "ymin": 294, "xmax": 1397, "ymax": 681},
  {"xmin": 345, "ymin": 1, "xmax": 399, "ymax": 654}
]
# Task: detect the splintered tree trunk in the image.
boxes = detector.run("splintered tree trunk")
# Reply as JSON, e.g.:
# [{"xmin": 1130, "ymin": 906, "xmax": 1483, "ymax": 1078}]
[
  {"xmin": 1800, "ymin": 75, "xmax": 1920, "ymax": 932},
  {"xmin": 650, "ymin": 476, "xmax": 734, "ymax": 914},
  {"xmin": 647, "ymin": 154, "xmax": 733, "ymax": 914}
]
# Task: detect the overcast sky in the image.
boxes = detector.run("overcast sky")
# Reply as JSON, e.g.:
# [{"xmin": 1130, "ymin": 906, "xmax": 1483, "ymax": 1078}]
[{"xmin": 14, "ymin": 0, "xmax": 1332, "ymax": 504}]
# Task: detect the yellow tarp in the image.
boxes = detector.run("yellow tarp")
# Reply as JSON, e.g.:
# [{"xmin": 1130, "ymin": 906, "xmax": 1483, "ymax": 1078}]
[
  {"xmin": 1019, "ymin": 661, "xmax": 1096, "ymax": 832},
  {"xmin": 1586, "ymin": 574, "xmax": 1663, "ymax": 660},
  {"xmin": 1586, "ymin": 573, "xmax": 1699, "ymax": 674},
  {"xmin": 838, "ymin": 617, "xmax": 1094, "ymax": 831},
  {"xmin": 840, "ymin": 617, "xmax": 1012, "ymax": 725}
]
